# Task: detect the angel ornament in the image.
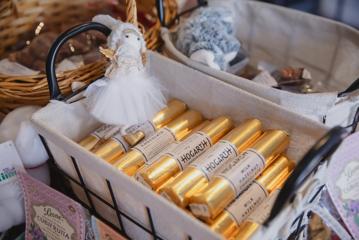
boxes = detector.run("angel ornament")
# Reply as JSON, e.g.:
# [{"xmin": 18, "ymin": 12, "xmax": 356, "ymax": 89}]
[{"xmin": 85, "ymin": 16, "xmax": 166, "ymax": 127}]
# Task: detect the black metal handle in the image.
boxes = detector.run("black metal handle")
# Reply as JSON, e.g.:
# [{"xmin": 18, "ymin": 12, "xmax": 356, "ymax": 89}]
[
  {"xmin": 348, "ymin": 106, "xmax": 359, "ymax": 134},
  {"xmin": 338, "ymin": 77, "xmax": 359, "ymax": 97},
  {"xmin": 46, "ymin": 22, "xmax": 111, "ymax": 100},
  {"xmin": 265, "ymin": 126, "xmax": 350, "ymax": 225},
  {"xmin": 156, "ymin": 0, "xmax": 166, "ymax": 26}
]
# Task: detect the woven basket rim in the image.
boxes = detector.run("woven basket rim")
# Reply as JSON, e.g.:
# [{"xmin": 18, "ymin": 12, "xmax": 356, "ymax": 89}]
[{"xmin": 0, "ymin": 0, "xmax": 178, "ymax": 112}]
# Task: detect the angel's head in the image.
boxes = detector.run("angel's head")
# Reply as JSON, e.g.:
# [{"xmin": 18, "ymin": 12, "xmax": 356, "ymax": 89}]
[
  {"xmin": 118, "ymin": 27, "xmax": 145, "ymax": 52},
  {"xmin": 93, "ymin": 15, "xmax": 147, "ymax": 62},
  {"xmin": 110, "ymin": 24, "xmax": 146, "ymax": 55}
]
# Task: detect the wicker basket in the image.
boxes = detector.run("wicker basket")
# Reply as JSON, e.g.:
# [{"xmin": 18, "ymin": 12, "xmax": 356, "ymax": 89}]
[{"xmin": 0, "ymin": 0, "xmax": 177, "ymax": 112}]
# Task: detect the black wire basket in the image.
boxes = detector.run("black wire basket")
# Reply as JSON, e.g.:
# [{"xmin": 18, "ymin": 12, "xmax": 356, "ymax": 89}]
[{"xmin": 36, "ymin": 10, "xmax": 358, "ymax": 239}]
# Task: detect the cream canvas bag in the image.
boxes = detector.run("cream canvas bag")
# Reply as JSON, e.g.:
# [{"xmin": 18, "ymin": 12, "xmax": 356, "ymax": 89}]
[{"xmin": 162, "ymin": 0, "xmax": 359, "ymax": 128}]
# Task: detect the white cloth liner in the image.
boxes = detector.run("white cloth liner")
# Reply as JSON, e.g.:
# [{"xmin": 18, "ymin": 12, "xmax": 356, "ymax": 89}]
[
  {"xmin": 32, "ymin": 52, "xmax": 329, "ymax": 240},
  {"xmin": 162, "ymin": 0, "xmax": 359, "ymax": 127}
]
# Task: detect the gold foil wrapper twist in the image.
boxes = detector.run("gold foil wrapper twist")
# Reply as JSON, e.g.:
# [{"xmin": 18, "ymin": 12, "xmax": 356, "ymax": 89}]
[
  {"xmin": 78, "ymin": 125, "xmax": 121, "ymax": 151},
  {"xmin": 152, "ymin": 99, "xmax": 187, "ymax": 129},
  {"xmin": 79, "ymin": 134, "xmax": 100, "ymax": 151},
  {"xmin": 114, "ymin": 110, "xmax": 203, "ymax": 175},
  {"xmin": 210, "ymin": 156, "xmax": 295, "ymax": 238},
  {"xmin": 92, "ymin": 100, "xmax": 187, "ymax": 163},
  {"xmin": 160, "ymin": 119, "xmax": 263, "ymax": 207},
  {"xmin": 137, "ymin": 116, "xmax": 234, "ymax": 191},
  {"xmin": 189, "ymin": 130, "xmax": 289, "ymax": 221},
  {"xmin": 124, "ymin": 99, "xmax": 187, "ymax": 146}
]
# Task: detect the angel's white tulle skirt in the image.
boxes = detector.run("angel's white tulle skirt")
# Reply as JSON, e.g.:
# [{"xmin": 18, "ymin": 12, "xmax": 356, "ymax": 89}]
[{"xmin": 84, "ymin": 69, "xmax": 166, "ymax": 126}]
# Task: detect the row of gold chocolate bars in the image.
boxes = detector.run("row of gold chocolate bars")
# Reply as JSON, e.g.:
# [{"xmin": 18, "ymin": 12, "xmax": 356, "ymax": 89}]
[{"xmin": 78, "ymin": 99, "xmax": 295, "ymax": 239}]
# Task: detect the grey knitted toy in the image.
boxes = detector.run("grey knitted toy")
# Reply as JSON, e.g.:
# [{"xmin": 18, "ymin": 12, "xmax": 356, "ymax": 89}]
[{"xmin": 176, "ymin": 6, "xmax": 241, "ymax": 71}]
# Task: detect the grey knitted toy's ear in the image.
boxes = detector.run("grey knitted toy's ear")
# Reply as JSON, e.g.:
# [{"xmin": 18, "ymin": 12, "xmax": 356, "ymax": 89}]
[{"xmin": 92, "ymin": 15, "xmax": 122, "ymax": 30}]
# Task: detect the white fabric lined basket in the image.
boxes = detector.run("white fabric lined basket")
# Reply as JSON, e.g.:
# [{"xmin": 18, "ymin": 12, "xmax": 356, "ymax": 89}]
[
  {"xmin": 31, "ymin": 52, "xmax": 333, "ymax": 240},
  {"xmin": 162, "ymin": 0, "xmax": 359, "ymax": 128}
]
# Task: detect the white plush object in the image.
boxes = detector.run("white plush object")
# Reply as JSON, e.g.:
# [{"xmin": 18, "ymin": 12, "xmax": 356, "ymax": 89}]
[
  {"xmin": 0, "ymin": 106, "xmax": 39, "ymax": 142},
  {"xmin": 0, "ymin": 106, "xmax": 48, "ymax": 168},
  {"xmin": 15, "ymin": 121, "xmax": 48, "ymax": 168},
  {"xmin": 0, "ymin": 200, "xmax": 24, "ymax": 232},
  {"xmin": 0, "ymin": 141, "xmax": 25, "ymax": 232},
  {"xmin": 86, "ymin": 15, "xmax": 166, "ymax": 126}
]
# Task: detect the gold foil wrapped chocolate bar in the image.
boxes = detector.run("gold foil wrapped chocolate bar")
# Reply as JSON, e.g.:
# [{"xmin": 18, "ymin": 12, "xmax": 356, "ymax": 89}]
[
  {"xmin": 124, "ymin": 99, "xmax": 187, "ymax": 146},
  {"xmin": 159, "ymin": 119, "xmax": 263, "ymax": 208},
  {"xmin": 188, "ymin": 130, "xmax": 289, "ymax": 221},
  {"xmin": 210, "ymin": 156, "xmax": 295, "ymax": 238},
  {"xmin": 137, "ymin": 116, "xmax": 234, "ymax": 191},
  {"xmin": 114, "ymin": 110, "xmax": 203, "ymax": 175},
  {"xmin": 134, "ymin": 120, "xmax": 211, "ymax": 182},
  {"xmin": 230, "ymin": 188, "xmax": 282, "ymax": 240},
  {"xmin": 91, "ymin": 99, "xmax": 187, "ymax": 163}
]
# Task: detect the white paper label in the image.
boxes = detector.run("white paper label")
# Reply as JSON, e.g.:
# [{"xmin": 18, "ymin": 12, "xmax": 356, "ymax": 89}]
[
  {"xmin": 111, "ymin": 132, "xmax": 130, "ymax": 152},
  {"xmin": 325, "ymin": 100, "xmax": 358, "ymax": 127},
  {"xmin": 146, "ymin": 141, "xmax": 180, "ymax": 165},
  {"xmin": 189, "ymin": 203, "xmax": 211, "ymax": 218},
  {"xmin": 252, "ymin": 71, "xmax": 278, "ymax": 87},
  {"xmin": 336, "ymin": 161, "xmax": 359, "ymax": 201},
  {"xmin": 247, "ymin": 189, "xmax": 280, "ymax": 224},
  {"xmin": 191, "ymin": 140, "xmax": 238, "ymax": 180},
  {"xmin": 218, "ymin": 149, "xmax": 266, "ymax": 195},
  {"xmin": 166, "ymin": 132, "xmax": 212, "ymax": 170},
  {"xmin": 125, "ymin": 121, "xmax": 156, "ymax": 138},
  {"xmin": 92, "ymin": 125, "xmax": 121, "ymax": 140},
  {"xmin": 133, "ymin": 127, "xmax": 176, "ymax": 162},
  {"xmin": 226, "ymin": 182, "xmax": 268, "ymax": 225}
]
